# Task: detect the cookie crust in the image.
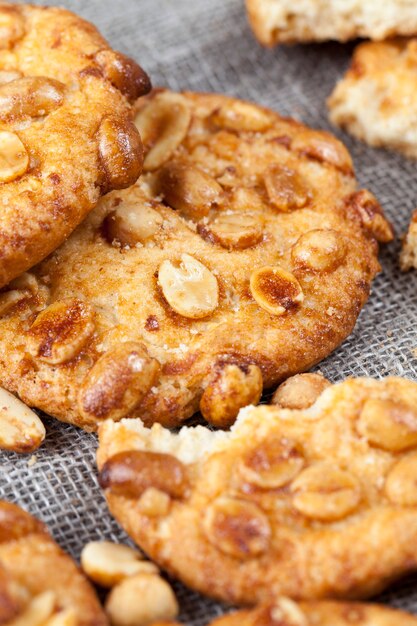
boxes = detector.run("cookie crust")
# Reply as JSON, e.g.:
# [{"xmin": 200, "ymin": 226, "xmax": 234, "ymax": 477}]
[
  {"xmin": 99, "ymin": 377, "xmax": 417, "ymax": 605},
  {"xmin": 246, "ymin": 0, "xmax": 417, "ymax": 46},
  {"xmin": 0, "ymin": 3, "xmax": 149, "ymax": 287},
  {"xmin": 0, "ymin": 90, "xmax": 392, "ymax": 431},
  {"xmin": 0, "ymin": 500, "xmax": 107, "ymax": 625}
]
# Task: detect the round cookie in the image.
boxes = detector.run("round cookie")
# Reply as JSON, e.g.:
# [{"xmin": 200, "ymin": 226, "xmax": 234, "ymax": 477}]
[
  {"xmin": 0, "ymin": 3, "xmax": 149, "ymax": 287},
  {"xmin": 0, "ymin": 90, "xmax": 392, "ymax": 431},
  {"xmin": 98, "ymin": 376, "xmax": 417, "ymax": 605},
  {"xmin": 0, "ymin": 500, "xmax": 107, "ymax": 625},
  {"xmin": 164, "ymin": 597, "xmax": 417, "ymax": 626}
]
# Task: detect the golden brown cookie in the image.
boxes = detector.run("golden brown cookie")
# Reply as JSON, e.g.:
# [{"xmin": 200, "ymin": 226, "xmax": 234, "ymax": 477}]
[
  {"xmin": 0, "ymin": 3, "xmax": 149, "ymax": 288},
  {"xmin": 328, "ymin": 39, "xmax": 417, "ymax": 159},
  {"xmin": 0, "ymin": 90, "xmax": 392, "ymax": 431},
  {"xmin": 0, "ymin": 500, "xmax": 107, "ymax": 625},
  {"xmin": 162, "ymin": 597, "xmax": 417, "ymax": 626},
  {"xmin": 246, "ymin": 0, "xmax": 417, "ymax": 46},
  {"xmin": 98, "ymin": 376, "xmax": 417, "ymax": 605}
]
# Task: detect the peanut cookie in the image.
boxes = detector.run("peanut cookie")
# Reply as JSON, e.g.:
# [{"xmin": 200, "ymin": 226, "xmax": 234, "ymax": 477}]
[
  {"xmin": 329, "ymin": 39, "xmax": 417, "ymax": 159},
  {"xmin": 401, "ymin": 209, "xmax": 417, "ymax": 270},
  {"xmin": 98, "ymin": 376, "xmax": 417, "ymax": 605},
  {"xmin": 0, "ymin": 90, "xmax": 392, "ymax": 431},
  {"xmin": 0, "ymin": 500, "xmax": 107, "ymax": 625},
  {"xmin": 165, "ymin": 597, "xmax": 417, "ymax": 626},
  {"xmin": 246, "ymin": 0, "xmax": 417, "ymax": 46},
  {"xmin": 0, "ymin": 3, "xmax": 149, "ymax": 288}
]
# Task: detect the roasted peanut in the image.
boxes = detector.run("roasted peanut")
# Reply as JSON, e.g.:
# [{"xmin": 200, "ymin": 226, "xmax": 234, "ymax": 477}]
[
  {"xmin": 272, "ymin": 373, "xmax": 331, "ymax": 409},
  {"xmin": 345, "ymin": 190, "xmax": 394, "ymax": 243},
  {"xmin": 104, "ymin": 203, "xmax": 162, "ymax": 246},
  {"xmin": 291, "ymin": 229, "xmax": 347, "ymax": 272},
  {"xmin": 158, "ymin": 254, "xmax": 219, "ymax": 319},
  {"xmin": 9, "ymin": 591, "xmax": 55, "ymax": 626},
  {"xmin": 0, "ymin": 77, "xmax": 65, "ymax": 120},
  {"xmin": 95, "ymin": 50, "xmax": 151, "ymax": 102},
  {"xmin": 78, "ymin": 342, "xmax": 160, "ymax": 422},
  {"xmin": 292, "ymin": 130, "xmax": 354, "ymax": 174},
  {"xmin": 27, "ymin": 299, "xmax": 95, "ymax": 365},
  {"xmin": 0, "ymin": 131, "xmax": 28, "ymax": 182},
  {"xmin": 291, "ymin": 464, "xmax": 361, "ymax": 521},
  {"xmin": 210, "ymin": 101, "xmax": 274, "ymax": 132},
  {"xmin": 0, "ymin": 387, "xmax": 45, "ymax": 453},
  {"xmin": 81, "ymin": 541, "xmax": 158, "ymax": 588},
  {"xmin": 98, "ymin": 116, "xmax": 143, "ymax": 192},
  {"xmin": 385, "ymin": 453, "xmax": 417, "ymax": 507},
  {"xmin": 250, "ymin": 266, "xmax": 304, "ymax": 316},
  {"xmin": 99, "ymin": 450, "xmax": 189, "ymax": 500},
  {"xmin": 200, "ymin": 363, "xmax": 263, "ymax": 428},
  {"xmin": 203, "ymin": 497, "xmax": 271, "ymax": 559},
  {"xmin": 105, "ymin": 573, "xmax": 179, "ymax": 626},
  {"xmin": 264, "ymin": 165, "xmax": 310, "ymax": 212},
  {"xmin": 239, "ymin": 438, "xmax": 304, "ymax": 489},
  {"xmin": 157, "ymin": 160, "xmax": 222, "ymax": 220},
  {"xmin": 357, "ymin": 398, "xmax": 417, "ymax": 452},
  {"xmin": 198, "ymin": 213, "xmax": 263, "ymax": 250},
  {"xmin": 135, "ymin": 93, "xmax": 191, "ymax": 171}
]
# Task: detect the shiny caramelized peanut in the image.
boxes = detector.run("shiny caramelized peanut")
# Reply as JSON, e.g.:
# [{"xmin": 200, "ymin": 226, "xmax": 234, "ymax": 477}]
[
  {"xmin": 267, "ymin": 598, "xmax": 308, "ymax": 626},
  {"xmin": 45, "ymin": 610, "xmax": 77, "ymax": 626},
  {"xmin": 99, "ymin": 450, "xmax": 189, "ymax": 500},
  {"xmin": 0, "ymin": 7, "xmax": 25, "ymax": 49},
  {"xmin": 291, "ymin": 229, "xmax": 347, "ymax": 272},
  {"xmin": 239, "ymin": 438, "xmax": 304, "ymax": 489},
  {"xmin": 78, "ymin": 342, "xmax": 160, "ymax": 423},
  {"xmin": 210, "ymin": 101, "xmax": 274, "ymax": 132},
  {"xmin": 157, "ymin": 161, "xmax": 222, "ymax": 220},
  {"xmin": 98, "ymin": 116, "xmax": 143, "ymax": 192},
  {"xmin": 198, "ymin": 213, "xmax": 263, "ymax": 250},
  {"xmin": 27, "ymin": 299, "xmax": 95, "ymax": 365},
  {"xmin": 200, "ymin": 363, "xmax": 263, "ymax": 428},
  {"xmin": 263, "ymin": 165, "xmax": 310, "ymax": 212},
  {"xmin": 345, "ymin": 190, "xmax": 394, "ymax": 243},
  {"xmin": 250, "ymin": 266, "xmax": 304, "ymax": 316},
  {"xmin": 0, "ymin": 131, "xmax": 28, "ymax": 182},
  {"xmin": 272, "ymin": 373, "xmax": 331, "ymax": 409},
  {"xmin": 0, "ymin": 387, "xmax": 45, "ymax": 453},
  {"xmin": 0, "ymin": 77, "xmax": 65, "ymax": 120},
  {"xmin": 135, "ymin": 93, "xmax": 191, "ymax": 171},
  {"xmin": 105, "ymin": 573, "xmax": 179, "ymax": 626},
  {"xmin": 104, "ymin": 203, "xmax": 163, "ymax": 246},
  {"xmin": 203, "ymin": 497, "xmax": 271, "ymax": 559},
  {"xmin": 292, "ymin": 130, "xmax": 354, "ymax": 174},
  {"xmin": 95, "ymin": 50, "xmax": 151, "ymax": 103},
  {"xmin": 385, "ymin": 453, "xmax": 417, "ymax": 506},
  {"xmin": 291, "ymin": 464, "xmax": 361, "ymax": 521},
  {"xmin": 81, "ymin": 541, "xmax": 158, "ymax": 588},
  {"xmin": 357, "ymin": 398, "xmax": 417, "ymax": 452},
  {"xmin": 158, "ymin": 254, "xmax": 219, "ymax": 319}
]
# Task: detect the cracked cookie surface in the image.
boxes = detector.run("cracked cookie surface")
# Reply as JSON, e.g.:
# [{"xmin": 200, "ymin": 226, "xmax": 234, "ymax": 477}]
[
  {"xmin": 0, "ymin": 90, "xmax": 392, "ymax": 431},
  {"xmin": 329, "ymin": 39, "xmax": 417, "ymax": 159},
  {"xmin": 0, "ymin": 3, "xmax": 149, "ymax": 288},
  {"xmin": 98, "ymin": 377, "xmax": 417, "ymax": 605},
  {"xmin": 0, "ymin": 500, "xmax": 107, "ymax": 625}
]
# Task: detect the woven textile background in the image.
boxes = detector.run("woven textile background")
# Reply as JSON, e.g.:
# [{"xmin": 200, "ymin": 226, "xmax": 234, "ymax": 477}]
[{"xmin": 3, "ymin": 0, "xmax": 417, "ymax": 622}]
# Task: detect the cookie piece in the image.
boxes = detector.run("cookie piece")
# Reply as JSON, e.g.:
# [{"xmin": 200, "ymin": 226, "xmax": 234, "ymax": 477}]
[
  {"xmin": 0, "ymin": 3, "xmax": 149, "ymax": 288},
  {"xmin": 0, "ymin": 90, "xmax": 392, "ymax": 431},
  {"xmin": 0, "ymin": 500, "xmax": 107, "ymax": 625},
  {"xmin": 401, "ymin": 210, "xmax": 417, "ymax": 271},
  {"xmin": 328, "ymin": 39, "xmax": 417, "ymax": 159},
  {"xmin": 98, "ymin": 376, "xmax": 417, "ymax": 605},
  {"xmin": 246, "ymin": 0, "xmax": 417, "ymax": 46},
  {"xmin": 167, "ymin": 597, "xmax": 417, "ymax": 626}
]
